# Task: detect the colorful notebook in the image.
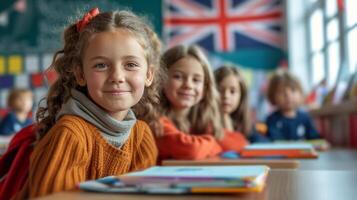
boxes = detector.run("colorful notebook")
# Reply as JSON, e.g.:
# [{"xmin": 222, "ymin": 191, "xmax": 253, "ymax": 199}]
[
  {"xmin": 79, "ymin": 165, "xmax": 270, "ymax": 194},
  {"xmin": 240, "ymin": 143, "xmax": 318, "ymax": 158}
]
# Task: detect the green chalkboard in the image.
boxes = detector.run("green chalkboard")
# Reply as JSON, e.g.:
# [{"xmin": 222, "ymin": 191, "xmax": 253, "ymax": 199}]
[{"xmin": 0, "ymin": 0, "xmax": 162, "ymax": 54}]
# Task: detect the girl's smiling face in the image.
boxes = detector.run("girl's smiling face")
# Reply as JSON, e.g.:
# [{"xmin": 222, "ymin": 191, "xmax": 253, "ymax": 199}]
[
  {"xmin": 78, "ymin": 28, "xmax": 153, "ymax": 120},
  {"xmin": 164, "ymin": 55, "xmax": 205, "ymax": 111}
]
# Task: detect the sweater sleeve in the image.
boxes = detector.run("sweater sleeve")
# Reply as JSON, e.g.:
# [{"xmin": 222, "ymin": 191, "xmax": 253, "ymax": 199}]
[
  {"xmin": 218, "ymin": 130, "xmax": 249, "ymax": 152},
  {"xmin": 156, "ymin": 118, "xmax": 222, "ymax": 160},
  {"xmin": 27, "ymin": 124, "xmax": 88, "ymax": 198},
  {"xmin": 130, "ymin": 121, "xmax": 158, "ymax": 172}
]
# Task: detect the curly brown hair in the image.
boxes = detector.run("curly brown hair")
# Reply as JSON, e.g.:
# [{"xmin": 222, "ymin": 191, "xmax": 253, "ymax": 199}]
[
  {"xmin": 36, "ymin": 10, "xmax": 165, "ymax": 139},
  {"xmin": 159, "ymin": 45, "xmax": 224, "ymax": 139},
  {"xmin": 214, "ymin": 65, "xmax": 251, "ymax": 135}
]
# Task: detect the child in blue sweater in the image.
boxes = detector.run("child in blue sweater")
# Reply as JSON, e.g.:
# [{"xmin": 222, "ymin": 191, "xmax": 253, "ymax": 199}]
[{"xmin": 266, "ymin": 69, "xmax": 320, "ymax": 141}]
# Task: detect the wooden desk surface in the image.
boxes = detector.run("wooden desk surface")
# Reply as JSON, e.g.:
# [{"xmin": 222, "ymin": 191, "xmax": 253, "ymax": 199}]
[
  {"xmin": 299, "ymin": 148, "xmax": 357, "ymax": 170},
  {"xmin": 162, "ymin": 158, "xmax": 300, "ymax": 169},
  {"xmin": 36, "ymin": 170, "xmax": 357, "ymax": 200},
  {"xmin": 162, "ymin": 148, "xmax": 357, "ymax": 170}
]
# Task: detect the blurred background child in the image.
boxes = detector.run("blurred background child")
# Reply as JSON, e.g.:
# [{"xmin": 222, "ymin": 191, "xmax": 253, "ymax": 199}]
[
  {"xmin": 214, "ymin": 65, "xmax": 249, "ymax": 149},
  {"xmin": 0, "ymin": 88, "xmax": 33, "ymax": 136},
  {"xmin": 155, "ymin": 45, "xmax": 223, "ymax": 160},
  {"xmin": 155, "ymin": 45, "xmax": 249, "ymax": 160},
  {"xmin": 266, "ymin": 69, "xmax": 320, "ymax": 141}
]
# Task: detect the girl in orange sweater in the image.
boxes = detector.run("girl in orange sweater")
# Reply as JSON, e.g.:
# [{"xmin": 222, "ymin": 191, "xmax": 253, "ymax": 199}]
[
  {"xmin": 14, "ymin": 8, "xmax": 164, "ymax": 199},
  {"xmin": 214, "ymin": 65, "xmax": 250, "ymax": 152},
  {"xmin": 156, "ymin": 45, "xmax": 232, "ymax": 160}
]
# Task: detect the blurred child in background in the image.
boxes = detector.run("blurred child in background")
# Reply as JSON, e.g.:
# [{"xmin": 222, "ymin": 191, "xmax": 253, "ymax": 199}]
[
  {"xmin": 214, "ymin": 65, "xmax": 249, "ymax": 149},
  {"xmin": 155, "ymin": 45, "xmax": 249, "ymax": 160},
  {"xmin": 0, "ymin": 88, "xmax": 33, "ymax": 136},
  {"xmin": 155, "ymin": 45, "xmax": 223, "ymax": 160},
  {"xmin": 266, "ymin": 69, "xmax": 320, "ymax": 141}
]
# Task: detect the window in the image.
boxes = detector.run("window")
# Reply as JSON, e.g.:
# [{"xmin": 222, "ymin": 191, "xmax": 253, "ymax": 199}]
[
  {"xmin": 327, "ymin": 42, "xmax": 340, "ymax": 85},
  {"xmin": 346, "ymin": 0, "xmax": 357, "ymax": 27},
  {"xmin": 305, "ymin": 0, "xmax": 356, "ymax": 89},
  {"xmin": 309, "ymin": 10, "xmax": 324, "ymax": 52},
  {"xmin": 312, "ymin": 52, "xmax": 325, "ymax": 85},
  {"xmin": 326, "ymin": 0, "xmax": 337, "ymax": 18},
  {"xmin": 348, "ymin": 29, "xmax": 357, "ymax": 73},
  {"xmin": 327, "ymin": 19, "xmax": 339, "ymax": 41}
]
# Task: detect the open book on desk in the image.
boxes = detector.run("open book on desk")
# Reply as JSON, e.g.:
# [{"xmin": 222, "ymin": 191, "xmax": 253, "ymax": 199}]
[
  {"xmin": 79, "ymin": 165, "xmax": 270, "ymax": 194},
  {"xmin": 240, "ymin": 143, "xmax": 318, "ymax": 159}
]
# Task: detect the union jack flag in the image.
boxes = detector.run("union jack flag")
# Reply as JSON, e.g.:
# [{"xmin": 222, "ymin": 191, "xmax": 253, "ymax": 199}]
[{"xmin": 163, "ymin": 0, "xmax": 282, "ymax": 52}]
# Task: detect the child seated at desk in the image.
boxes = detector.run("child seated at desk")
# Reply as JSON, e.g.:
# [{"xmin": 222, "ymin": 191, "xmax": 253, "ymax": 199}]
[
  {"xmin": 214, "ymin": 65, "xmax": 249, "ymax": 150},
  {"xmin": 155, "ymin": 45, "xmax": 222, "ymax": 160},
  {"xmin": 265, "ymin": 69, "xmax": 321, "ymax": 141},
  {"xmin": 155, "ymin": 45, "xmax": 248, "ymax": 161},
  {"xmin": 9, "ymin": 8, "xmax": 162, "ymax": 199}
]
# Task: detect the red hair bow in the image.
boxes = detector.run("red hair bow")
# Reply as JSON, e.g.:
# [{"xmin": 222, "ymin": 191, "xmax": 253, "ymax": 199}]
[{"xmin": 76, "ymin": 8, "xmax": 100, "ymax": 32}]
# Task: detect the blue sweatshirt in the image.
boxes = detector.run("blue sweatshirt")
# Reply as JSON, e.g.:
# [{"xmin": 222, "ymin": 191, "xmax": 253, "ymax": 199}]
[{"xmin": 266, "ymin": 109, "xmax": 320, "ymax": 141}]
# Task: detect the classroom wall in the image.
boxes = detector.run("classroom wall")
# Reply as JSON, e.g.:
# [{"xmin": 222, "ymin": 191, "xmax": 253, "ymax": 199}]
[
  {"xmin": 0, "ymin": 0, "xmax": 162, "ymax": 115},
  {"xmin": 0, "ymin": 0, "xmax": 287, "ymax": 122},
  {"xmin": 286, "ymin": 0, "xmax": 310, "ymax": 92}
]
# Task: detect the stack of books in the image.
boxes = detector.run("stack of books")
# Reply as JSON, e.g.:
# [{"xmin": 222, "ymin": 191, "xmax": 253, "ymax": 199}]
[
  {"xmin": 79, "ymin": 165, "xmax": 270, "ymax": 194},
  {"xmin": 240, "ymin": 143, "xmax": 318, "ymax": 158}
]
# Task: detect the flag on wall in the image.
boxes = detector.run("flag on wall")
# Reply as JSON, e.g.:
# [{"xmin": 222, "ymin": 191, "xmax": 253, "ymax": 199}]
[
  {"xmin": 164, "ymin": 0, "xmax": 282, "ymax": 52},
  {"xmin": 163, "ymin": 0, "xmax": 285, "ymax": 69}
]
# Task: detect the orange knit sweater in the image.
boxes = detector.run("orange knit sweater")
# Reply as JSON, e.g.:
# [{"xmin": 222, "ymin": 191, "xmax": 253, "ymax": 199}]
[{"xmin": 13, "ymin": 115, "xmax": 157, "ymax": 199}]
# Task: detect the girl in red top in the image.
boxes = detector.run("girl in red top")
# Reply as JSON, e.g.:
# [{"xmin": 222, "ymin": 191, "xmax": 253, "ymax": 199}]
[
  {"xmin": 214, "ymin": 65, "xmax": 250, "ymax": 151},
  {"xmin": 156, "ymin": 45, "xmax": 244, "ymax": 160}
]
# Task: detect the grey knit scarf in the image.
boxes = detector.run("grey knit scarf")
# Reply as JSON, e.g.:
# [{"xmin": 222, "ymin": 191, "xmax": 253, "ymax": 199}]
[{"xmin": 56, "ymin": 89, "xmax": 136, "ymax": 148}]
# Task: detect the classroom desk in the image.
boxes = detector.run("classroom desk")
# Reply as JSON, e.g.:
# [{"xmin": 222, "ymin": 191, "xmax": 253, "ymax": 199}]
[
  {"xmin": 162, "ymin": 158, "xmax": 300, "ymax": 169},
  {"xmin": 162, "ymin": 148, "xmax": 357, "ymax": 170},
  {"xmin": 299, "ymin": 148, "xmax": 357, "ymax": 170},
  {"xmin": 36, "ymin": 170, "xmax": 357, "ymax": 200}
]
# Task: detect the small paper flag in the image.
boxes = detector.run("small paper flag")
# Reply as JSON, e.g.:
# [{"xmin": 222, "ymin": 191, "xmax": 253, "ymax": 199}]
[
  {"xmin": 0, "ymin": 56, "xmax": 5, "ymax": 74},
  {"xmin": 0, "ymin": 75, "xmax": 14, "ymax": 89},
  {"xmin": 25, "ymin": 54, "xmax": 40, "ymax": 73},
  {"xmin": 8, "ymin": 55, "xmax": 23, "ymax": 74},
  {"xmin": 15, "ymin": 74, "xmax": 30, "ymax": 88},
  {"xmin": 31, "ymin": 73, "xmax": 44, "ymax": 88}
]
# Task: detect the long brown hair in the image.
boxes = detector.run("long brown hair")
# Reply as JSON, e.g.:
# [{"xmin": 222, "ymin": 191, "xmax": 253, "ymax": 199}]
[
  {"xmin": 159, "ymin": 45, "xmax": 224, "ymax": 139},
  {"xmin": 36, "ymin": 10, "xmax": 164, "ymax": 139},
  {"xmin": 214, "ymin": 65, "xmax": 251, "ymax": 135}
]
